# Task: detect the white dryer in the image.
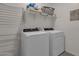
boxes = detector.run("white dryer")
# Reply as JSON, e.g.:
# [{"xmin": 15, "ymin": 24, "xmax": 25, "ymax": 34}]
[
  {"xmin": 45, "ymin": 30, "xmax": 65, "ymax": 56},
  {"xmin": 21, "ymin": 31, "xmax": 49, "ymax": 56}
]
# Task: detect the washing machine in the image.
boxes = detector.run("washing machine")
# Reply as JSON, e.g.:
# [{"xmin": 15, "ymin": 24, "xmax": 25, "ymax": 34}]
[
  {"xmin": 44, "ymin": 29, "xmax": 65, "ymax": 56},
  {"xmin": 21, "ymin": 31, "xmax": 49, "ymax": 56}
]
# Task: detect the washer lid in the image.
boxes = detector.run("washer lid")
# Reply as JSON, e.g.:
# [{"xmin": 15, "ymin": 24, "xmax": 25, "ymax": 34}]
[
  {"xmin": 23, "ymin": 31, "xmax": 47, "ymax": 36},
  {"xmin": 44, "ymin": 30, "xmax": 63, "ymax": 33}
]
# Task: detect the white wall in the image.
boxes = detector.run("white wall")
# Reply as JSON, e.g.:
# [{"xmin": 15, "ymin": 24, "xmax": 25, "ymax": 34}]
[
  {"xmin": 24, "ymin": 3, "xmax": 56, "ymax": 29},
  {"xmin": 49, "ymin": 3, "xmax": 79, "ymax": 55},
  {"xmin": 24, "ymin": 12, "xmax": 56, "ymax": 28}
]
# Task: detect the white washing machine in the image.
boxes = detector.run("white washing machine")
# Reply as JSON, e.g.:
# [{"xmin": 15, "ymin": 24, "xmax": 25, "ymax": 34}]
[
  {"xmin": 45, "ymin": 30, "xmax": 65, "ymax": 56},
  {"xmin": 21, "ymin": 31, "xmax": 49, "ymax": 56}
]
